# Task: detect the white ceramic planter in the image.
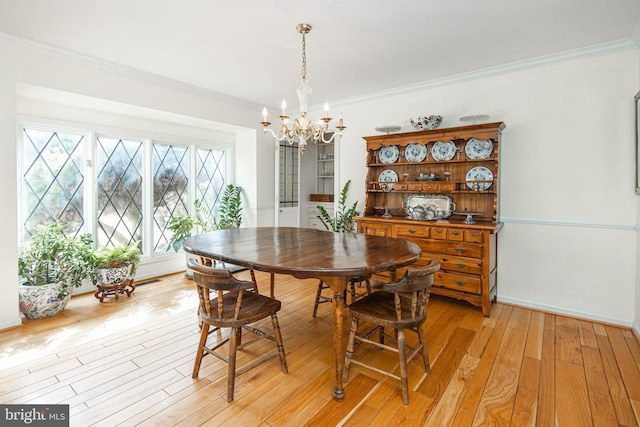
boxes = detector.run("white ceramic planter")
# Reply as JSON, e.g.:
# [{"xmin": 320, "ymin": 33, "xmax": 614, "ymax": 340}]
[{"xmin": 18, "ymin": 282, "xmax": 71, "ymax": 319}]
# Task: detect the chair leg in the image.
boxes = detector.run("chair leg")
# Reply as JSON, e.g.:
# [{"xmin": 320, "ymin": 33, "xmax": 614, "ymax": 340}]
[
  {"xmin": 192, "ymin": 323, "xmax": 210, "ymax": 378},
  {"xmin": 343, "ymin": 316, "xmax": 359, "ymax": 383},
  {"xmin": 270, "ymin": 273, "xmax": 275, "ymax": 298},
  {"xmin": 313, "ymin": 280, "xmax": 328, "ymax": 317},
  {"xmin": 250, "ymin": 269, "xmax": 259, "ymax": 293},
  {"xmin": 417, "ymin": 326, "xmax": 431, "ymax": 374},
  {"xmin": 226, "ymin": 326, "xmax": 239, "ymax": 402},
  {"xmin": 397, "ymin": 328, "xmax": 410, "ymax": 405},
  {"xmin": 271, "ymin": 314, "xmax": 288, "ymax": 373}
]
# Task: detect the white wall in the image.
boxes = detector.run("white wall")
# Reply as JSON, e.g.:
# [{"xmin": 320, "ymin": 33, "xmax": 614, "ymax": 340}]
[
  {"xmin": 0, "ymin": 36, "xmax": 276, "ymax": 329},
  {"xmin": 2, "ymin": 33, "xmax": 639, "ymax": 331},
  {"xmin": 335, "ymin": 49, "xmax": 639, "ymax": 326}
]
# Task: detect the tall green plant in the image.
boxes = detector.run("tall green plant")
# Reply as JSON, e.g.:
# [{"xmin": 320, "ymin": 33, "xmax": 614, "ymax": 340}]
[
  {"xmin": 166, "ymin": 184, "xmax": 243, "ymax": 252},
  {"xmin": 317, "ymin": 180, "xmax": 358, "ymax": 232}
]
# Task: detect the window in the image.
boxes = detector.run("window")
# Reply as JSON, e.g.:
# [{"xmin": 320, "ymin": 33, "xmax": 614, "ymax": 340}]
[
  {"xmin": 19, "ymin": 123, "xmax": 230, "ymax": 259},
  {"xmin": 96, "ymin": 137, "xmax": 143, "ymax": 248},
  {"xmin": 279, "ymin": 142, "xmax": 298, "ymax": 208},
  {"xmin": 21, "ymin": 128, "xmax": 86, "ymax": 238}
]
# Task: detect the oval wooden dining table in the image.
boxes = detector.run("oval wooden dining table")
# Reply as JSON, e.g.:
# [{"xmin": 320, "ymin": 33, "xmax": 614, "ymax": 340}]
[{"xmin": 183, "ymin": 226, "xmax": 421, "ymax": 401}]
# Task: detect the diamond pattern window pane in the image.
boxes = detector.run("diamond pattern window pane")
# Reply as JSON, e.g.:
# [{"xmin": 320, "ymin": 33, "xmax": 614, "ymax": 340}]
[
  {"xmin": 96, "ymin": 137, "xmax": 143, "ymax": 249},
  {"xmin": 279, "ymin": 142, "xmax": 298, "ymax": 208},
  {"xmin": 22, "ymin": 128, "xmax": 85, "ymax": 238},
  {"xmin": 152, "ymin": 144, "xmax": 189, "ymax": 253},
  {"xmin": 195, "ymin": 148, "xmax": 226, "ymax": 218}
]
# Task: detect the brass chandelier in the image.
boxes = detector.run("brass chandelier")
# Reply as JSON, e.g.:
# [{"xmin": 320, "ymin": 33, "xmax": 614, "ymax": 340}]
[{"xmin": 261, "ymin": 23, "xmax": 345, "ymax": 154}]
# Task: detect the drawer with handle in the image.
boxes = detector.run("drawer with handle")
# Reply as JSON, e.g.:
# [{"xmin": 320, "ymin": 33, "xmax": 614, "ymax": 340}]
[
  {"xmin": 422, "ymin": 255, "xmax": 482, "ymax": 275},
  {"xmin": 420, "ymin": 240, "xmax": 482, "ymax": 259},
  {"xmin": 394, "ymin": 225, "xmax": 430, "ymax": 238},
  {"xmin": 435, "ymin": 271, "xmax": 481, "ymax": 294}
]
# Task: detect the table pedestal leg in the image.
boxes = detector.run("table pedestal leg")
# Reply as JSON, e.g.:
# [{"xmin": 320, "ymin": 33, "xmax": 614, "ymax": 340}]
[{"xmin": 321, "ymin": 276, "xmax": 347, "ymax": 401}]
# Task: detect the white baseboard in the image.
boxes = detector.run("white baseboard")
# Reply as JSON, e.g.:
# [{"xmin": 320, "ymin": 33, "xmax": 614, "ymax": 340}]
[
  {"xmin": 0, "ymin": 318, "xmax": 22, "ymax": 330},
  {"xmin": 498, "ymin": 295, "xmax": 634, "ymax": 329}
]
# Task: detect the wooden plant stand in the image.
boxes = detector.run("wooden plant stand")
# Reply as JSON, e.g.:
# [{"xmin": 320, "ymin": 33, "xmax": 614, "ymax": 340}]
[{"xmin": 94, "ymin": 279, "xmax": 136, "ymax": 302}]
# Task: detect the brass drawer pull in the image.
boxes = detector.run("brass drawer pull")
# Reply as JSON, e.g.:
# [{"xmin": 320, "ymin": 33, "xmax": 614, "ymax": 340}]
[
  {"xmin": 455, "ymin": 280, "xmax": 466, "ymax": 286},
  {"xmin": 451, "ymin": 231, "xmax": 461, "ymax": 236},
  {"xmin": 455, "ymin": 247, "xmax": 466, "ymax": 253},
  {"xmin": 408, "ymin": 229, "xmax": 416, "ymax": 234},
  {"xmin": 434, "ymin": 230, "xmax": 443, "ymax": 234},
  {"xmin": 456, "ymin": 263, "xmax": 467, "ymax": 268}
]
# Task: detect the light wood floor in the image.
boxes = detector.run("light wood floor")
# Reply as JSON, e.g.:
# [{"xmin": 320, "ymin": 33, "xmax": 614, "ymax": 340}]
[{"xmin": 1, "ymin": 271, "xmax": 639, "ymax": 426}]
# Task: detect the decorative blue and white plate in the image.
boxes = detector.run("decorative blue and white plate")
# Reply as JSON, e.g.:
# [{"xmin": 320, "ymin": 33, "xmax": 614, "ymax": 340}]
[
  {"xmin": 431, "ymin": 140, "xmax": 456, "ymax": 161},
  {"xmin": 465, "ymin": 138, "xmax": 493, "ymax": 159},
  {"xmin": 379, "ymin": 145, "xmax": 399, "ymax": 164},
  {"xmin": 404, "ymin": 143, "xmax": 427, "ymax": 162},
  {"xmin": 465, "ymin": 166, "xmax": 493, "ymax": 190},
  {"xmin": 378, "ymin": 169, "xmax": 399, "ymax": 183}
]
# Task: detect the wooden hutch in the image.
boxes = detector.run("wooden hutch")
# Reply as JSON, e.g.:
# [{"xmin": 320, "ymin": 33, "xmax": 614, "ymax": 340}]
[{"xmin": 356, "ymin": 122, "xmax": 505, "ymax": 316}]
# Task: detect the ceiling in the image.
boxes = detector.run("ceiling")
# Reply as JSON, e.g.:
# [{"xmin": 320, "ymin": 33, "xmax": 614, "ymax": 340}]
[{"xmin": 1, "ymin": 0, "xmax": 639, "ymax": 110}]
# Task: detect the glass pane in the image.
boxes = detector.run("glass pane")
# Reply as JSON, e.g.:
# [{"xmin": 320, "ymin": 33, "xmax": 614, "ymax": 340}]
[
  {"xmin": 195, "ymin": 148, "xmax": 226, "ymax": 218},
  {"xmin": 279, "ymin": 143, "xmax": 298, "ymax": 208},
  {"xmin": 96, "ymin": 137, "xmax": 143, "ymax": 250},
  {"xmin": 152, "ymin": 144, "xmax": 189, "ymax": 252},
  {"xmin": 22, "ymin": 128, "xmax": 85, "ymax": 238}
]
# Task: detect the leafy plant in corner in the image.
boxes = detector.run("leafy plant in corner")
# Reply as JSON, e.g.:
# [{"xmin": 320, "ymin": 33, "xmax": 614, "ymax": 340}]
[
  {"xmin": 317, "ymin": 180, "xmax": 358, "ymax": 232},
  {"xmin": 18, "ymin": 222, "xmax": 96, "ymax": 297},
  {"xmin": 166, "ymin": 184, "xmax": 243, "ymax": 252}
]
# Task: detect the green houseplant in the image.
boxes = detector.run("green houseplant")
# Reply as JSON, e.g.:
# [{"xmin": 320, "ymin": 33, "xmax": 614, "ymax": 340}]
[
  {"xmin": 166, "ymin": 184, "xmax": 243, "ymax": 253},
  {"xmin": 17, "ymin": 222, "xmax": 96, "ymax": 319},
  {"xmin": 317, "ymin": 180, "xmax": 358, "ymax": 232},
  {"xmin": 92, "ymin": 243, "xmax": 141, "ymax": 286}
]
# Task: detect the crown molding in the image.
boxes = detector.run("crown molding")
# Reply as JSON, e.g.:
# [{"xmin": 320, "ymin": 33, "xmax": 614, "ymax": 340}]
[
  {"xmin": 2, "ymin": 30, "xmax": 637, "ymax": 111},
  {"xmin": 330, "ymin": 38, "xmax": 639, "ymax": 108},
  {"xmin": 0, "ymin": 30, "xmax": 262, "ymax": 111}
]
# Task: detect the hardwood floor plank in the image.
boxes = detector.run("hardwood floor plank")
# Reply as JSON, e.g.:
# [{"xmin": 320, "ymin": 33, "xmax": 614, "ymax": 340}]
[
  {"xmin": 424, "ymin": 354, "xmax": 480, "ymax": 426},
  {"xmin": 303, "ymin": 373, "xmax": 379, "ymax": 426},
  {"xmin": 577, "ymin": 319, "xmax": 598, "ymax": 348},
  {"xmin": 416, "ymin": 327, "xmax": 475, "ymax": 399},
  {"xmin": 605, "ymin": 325, "xmax": 640, "ymax": 401},
  {"xmin": 458, "ymin": 305, "xmax": 512, "ymax": 415},
  {"xmin": 0, "ymin": 273, "xmax": 638, "ymax": 427},
  {"xmin": 555, "ymin": 359, "xmax": 592, "ymax": 426},
  {"xmin": 597, "ymin": 334, "xmax": 637, "ymax": 426},
  {"xmin": 555, "ymin": 316, "xmax": 583, "ymax": 366},
  {"xmin": 536, "ymin": 313, "xmax": 556, "ymax": 427}
]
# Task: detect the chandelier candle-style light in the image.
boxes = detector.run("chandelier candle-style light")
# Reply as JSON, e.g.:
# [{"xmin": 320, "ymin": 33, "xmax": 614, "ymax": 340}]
[{"xmin": 261, "ymin": 23, "xmax": 345, "ymax": 154}]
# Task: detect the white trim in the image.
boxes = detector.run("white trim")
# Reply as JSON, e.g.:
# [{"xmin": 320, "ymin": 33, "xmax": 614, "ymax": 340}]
[
  {"xmin": 330, "ymin": 39, "xmax": 638, "ymax": 107},
  {"xmin": 2, "ymin": 30, "xmax": 636, "ymax": 111},
  {"xmin": 500, "ymin": 216, "xmax": 636, "ymax": 231},
  {"xmin": 0, "ymin": 319, "xmax": 22, "ymax": 330},
  {"xmin": 498, "ymin": 295, "xmax": 634, "ymax": 329},
  {"xmin": 0, "ymin": 31, "xmax": 261, "ymax": 111}
]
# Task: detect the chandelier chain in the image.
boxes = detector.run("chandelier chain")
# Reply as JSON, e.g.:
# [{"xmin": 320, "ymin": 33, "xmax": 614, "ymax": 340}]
[{"xmin": 301, "ymin": 32, "xmax": 307, "ymax": 81}]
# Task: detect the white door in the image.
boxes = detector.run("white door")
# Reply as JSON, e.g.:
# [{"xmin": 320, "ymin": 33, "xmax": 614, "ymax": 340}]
[{"xmin": 275, "ymin": 142, "xmax": 300, "ymax": 226}]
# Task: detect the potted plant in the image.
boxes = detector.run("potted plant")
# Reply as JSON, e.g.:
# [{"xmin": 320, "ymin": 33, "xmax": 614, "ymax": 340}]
[
  {"xmin": 317, "ymin": 180, "xmax": 358, "ymax": 232},
  {"xmin": 92, "ymin": 243, "xmax": 141, "ymax": 286},
  {"xmin": 17, "ymin": 222, "xmax": 96, "ymax": 319},
  {"xmin": 166, "ymin": 184, "xmax": 243, "ymax": 252}
]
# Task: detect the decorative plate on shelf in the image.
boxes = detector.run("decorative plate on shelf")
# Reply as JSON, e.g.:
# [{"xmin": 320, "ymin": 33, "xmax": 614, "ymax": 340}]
[
  {"xmin": 404, "ymin": 143, "xmax": 427, "ymax": 162},
  {"xmin": 378, "ymin": 169, "xmax": 399, "ymax": 183},
  {"xmin": 465, "ymin": 166, "xmax": 494, "ymax": 190},
  {"xmin": 431, "ymin": 140, "xmax": 456, "ymax": 161},
  {"xmin": 379, "ymin": 145, "xmax": 399, "ymax": 163},
  {"xmin": 465, "ymin": 138, "xmax": 493, "ymax": 159}
]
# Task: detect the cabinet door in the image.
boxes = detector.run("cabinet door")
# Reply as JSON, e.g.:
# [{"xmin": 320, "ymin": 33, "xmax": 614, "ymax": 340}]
[{"xmin": 358, "ymin": 221, "xmax": 392, "ymax": 237}]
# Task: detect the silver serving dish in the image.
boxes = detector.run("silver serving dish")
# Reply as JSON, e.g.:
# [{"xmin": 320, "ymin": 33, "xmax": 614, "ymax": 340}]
[{"xmin": 402, "ymin": 194, "xmax": 456, "ymax": 221}]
